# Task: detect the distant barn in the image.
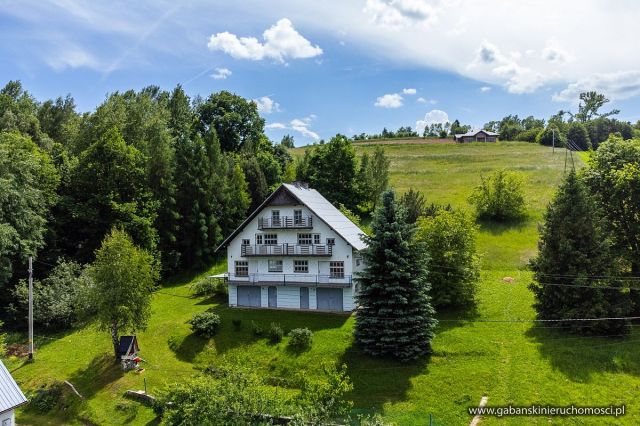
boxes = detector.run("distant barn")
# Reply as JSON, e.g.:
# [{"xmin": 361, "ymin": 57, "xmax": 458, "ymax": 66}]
[{"xmin": 454, "ymin": 129, "xmax": 499, "ymax": 143}]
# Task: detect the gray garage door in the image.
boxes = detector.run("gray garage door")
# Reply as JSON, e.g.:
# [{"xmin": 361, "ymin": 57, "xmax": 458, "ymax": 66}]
[
  {"xmin": 268, "ymin": 286, "xmax": 277, "ymax": 308},
  {"xmin": 316, "ymin": 288, "xmax": 343, "ymax": 311},
  {"xmin": 300, "ymin": 287, "xmax": 309, "ymax": 309},
  {"xmin": 237, "ymin": 286, "xmax": 261, "ymax": 307}
]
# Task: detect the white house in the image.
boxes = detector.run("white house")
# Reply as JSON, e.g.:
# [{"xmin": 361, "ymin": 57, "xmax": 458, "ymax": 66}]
[
  {"xmin": 0, "ymin": 360, "xmax": 28, "ymax": 426},
  {"xmin": 216, "ymin": 182, "xmax": 368, "ymax": 312}
]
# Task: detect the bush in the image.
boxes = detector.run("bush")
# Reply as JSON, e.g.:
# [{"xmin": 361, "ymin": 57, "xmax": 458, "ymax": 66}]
[
  {"xmin": 268, "ymin": 322, "xmax": 284, "ymax": 343},
  {"xmin": 415, "ymin": 209, "xmax": 480, "ymax": 308},
  {"xmin": 566, "ymin": 121, "xmax": 591, "ymax": 150},
  {"xmin": 536, "ymin": 126, "xmax": 566, "ymax": 147},
  {"xmin": 251, "ymin": 321, "xmax": 264, "ymax": 337},
  {"xmin": 188, "ymin": 312, "xmax": 221, "ymax": 338},
  {"xmin": 468, "ymin": 169, "xmax": 527, "ymax": 221},
  {"xmin": 28, "ymin": 383, "xmax": 63, "ymax": 413},
  {"xmin": 13, "ymin": 260, "xmax": 87, "ymax": 329},
  {"xmin": 288, "ymin": 328, "xmax": 313, "ymax": 350},
  {"xmin": 515, "ymin": 128, "xmax": 542, "ymax": 142},
  {"xmin": 231, "ymin": 319, "xmax": 242, "ymax": 329}
]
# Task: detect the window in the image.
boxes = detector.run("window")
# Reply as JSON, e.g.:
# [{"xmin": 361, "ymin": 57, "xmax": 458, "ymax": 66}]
[
  {"xmin": 330, "ymin": 261, "xmax": 344, "ymax": 278},
  {"xmin": 294, "ymin": 260, "xmax": 309, "ymax": 273},
  {"xmin": 294, "ymin": 209, "xmax": 303, "ymax": 225},
  {"xmin": 268, "ymin": 260, "xmax": 283, "ymax": 272},
  {"xmin": 235, "ymin": 261, "xmax": 249, "ymax": 277},
  {"xmin": 326, "ymin": 238, "xmax": 335, "ymax": 246},
  {"xmin": 256, "ymin": 234, "xmax": 263, "ymax": 245},
  {"xmin": 264, "ymin": 234, "xmax": 278, "ymax": 245},
  {"xmin": 271, "ymin": 210, "xmax": 280, "ymax": 226},
  {"xmin": 313, "ymin": 234, "xmax": 321, "ymax": 245},
  {"xmin": 242, "ymin": 239, "xmax": 250, "ymax": 246},
  {"xmin": 355, "ymin": 256, "xmax": 362, "ymax": 267},
  {"xmin": 298, "ymin": 233, "xmax": 312, "ymax": 245}
]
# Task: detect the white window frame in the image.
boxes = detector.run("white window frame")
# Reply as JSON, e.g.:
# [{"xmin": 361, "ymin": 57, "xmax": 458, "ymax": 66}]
[
  {"xmin": 326, "ymin": 238, "xmax": 335, "ymax": 246},
  {"xmin": 329, "ymin": 261, "xmax": 344, "ymax": 278},
  {"xmin": 294, "ymin": 209, "xmax": 303, "ymax": 225},
  {"xmin": 264, "ymin": 234, "xmax": 278, "ymax": 245},
  {"xmin": 235, "ymin": 261, "xmax": 249, "ymax": 277},
  {"xmin": 294, "ymin": 260, "xmax": 309, "ymax": 273},
  {"xmin": 313, "ymin": 234, "xmax": 321, "ymax": 245},
  {"xmin": 268, "ymin": 260, "xmax": 283, "ymax": 272},
  {"xmin": 298, "ymin": 233, "xmax": 312, "ymax": 245},
  {"xmin": 242, "ymin": 239, "xmax": 250, "ymax": 246},
  {"xmin": 256, "ymin": 234, "xmax": 263, "ymax": 245}
]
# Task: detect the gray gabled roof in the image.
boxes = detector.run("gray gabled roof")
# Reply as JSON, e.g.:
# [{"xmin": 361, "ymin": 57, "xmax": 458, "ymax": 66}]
[
  {"xmin": 216, "ymin": 183, "xmax": 368, "ymax": 251},
  {"xmin": 0, "ymin": 360, "xmax": 27, "ymax": 414},
  {"xmin": 454, "ymin": 129, "xmax": 500, "ymax": 137}
]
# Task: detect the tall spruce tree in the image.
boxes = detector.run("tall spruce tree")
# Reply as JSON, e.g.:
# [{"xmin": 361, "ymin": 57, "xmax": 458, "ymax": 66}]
[
  {"xmin": 354, "ymin": 190, "xmax": 437, "ymax": 361},
  {"xmin": 529, "ymin": 171, "xmax": 632, "ymax": 335}
]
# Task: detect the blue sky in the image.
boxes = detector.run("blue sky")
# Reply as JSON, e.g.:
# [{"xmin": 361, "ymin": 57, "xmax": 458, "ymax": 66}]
[{"xmin": 2, "ymin": 0, "xmax": 640, "ymax": 145}]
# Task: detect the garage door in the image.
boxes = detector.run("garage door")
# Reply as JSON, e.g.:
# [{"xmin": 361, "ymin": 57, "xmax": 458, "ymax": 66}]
[
  {"xmin": 316, "ymin": 288, "xmax": 343, "ymax": 311},
  {"xmin": 237, "ymin": 286, "xmax": 261, "ymax": 307}
]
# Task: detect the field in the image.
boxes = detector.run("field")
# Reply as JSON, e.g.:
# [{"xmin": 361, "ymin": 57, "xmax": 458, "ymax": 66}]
[{"xmin": 7, "ymin": 142, "xmax": 638, "ymax": 425}]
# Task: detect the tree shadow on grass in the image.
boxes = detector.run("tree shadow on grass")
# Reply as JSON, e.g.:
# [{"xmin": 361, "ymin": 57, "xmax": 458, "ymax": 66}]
[
  {"xmin": 477, "ymin": 217, "xmax": 530, "ymax": 236},
  {"xmin": 167, "ymin": 333, "xmax": 208, "ymax": 363},
  {"xmin": 339, "ymin": 343, "xmax": 430, "ymax": 409},
  {"xmin": 434, "ymin": 305, "xmax": 481, "ymax": 334},
  {"xmin": 66, "ymin": 352, "xmax": 124, "ymax": 400},
  {"xmin": 525, "ymin": 326, "xmax": 640, "ymax": 383}
]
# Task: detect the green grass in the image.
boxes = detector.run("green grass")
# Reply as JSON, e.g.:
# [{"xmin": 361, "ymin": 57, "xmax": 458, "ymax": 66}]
[{"xmin": 8, "ymin": 142, "xmax": 639, "ymax": 425}]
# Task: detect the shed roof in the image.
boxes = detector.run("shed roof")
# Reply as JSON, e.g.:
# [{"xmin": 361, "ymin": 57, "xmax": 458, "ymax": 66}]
[
  {"xmin": 118, "ymin": 336, "xmax": 138, "ymax": 356},
  {"xmin": 0, "ymin": 360, "xmax": 27, "ymax": 414},
  {"xmin": 216, "ymin": 183, "xmax": 368, "ymax": 251},
  {"xmin": 454, "ymin": 129, "xmax": 500, "ymax": 138}
]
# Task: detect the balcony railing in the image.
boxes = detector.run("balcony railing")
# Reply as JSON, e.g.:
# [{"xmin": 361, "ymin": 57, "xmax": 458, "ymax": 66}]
[
  {"xmin": 227, "ymin": 273, "xmax": 351, "ymax": 287},
  {"xmin": 241, "ymin": 244, "xmax": 332, "ymax": 257},
  {"xmin": 258, "ymin": 216, "xmax": 313, "ymax": 230}
]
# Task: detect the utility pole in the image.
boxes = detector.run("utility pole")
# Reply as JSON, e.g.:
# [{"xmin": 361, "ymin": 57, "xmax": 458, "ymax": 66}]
[{"xmin": 28, "ymin": 256, "xmax": 34, "ymax": 361}]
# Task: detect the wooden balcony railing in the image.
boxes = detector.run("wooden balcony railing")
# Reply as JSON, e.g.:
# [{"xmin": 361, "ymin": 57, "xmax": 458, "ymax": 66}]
[
  {"xmin": 241, "ymin": 244, "xmax": 332, "ymax": 257},
  {"xmin": 258, "ymin": 216, "xmax": 313, "ymax": 230}
]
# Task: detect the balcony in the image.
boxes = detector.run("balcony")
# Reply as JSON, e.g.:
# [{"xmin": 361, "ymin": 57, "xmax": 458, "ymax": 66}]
[
  {"xmin": 227, "ymin": 273, "xmax": 351, "ymax": 287},
  {"xmin": 241, "ymin": 244, "xmax": 332, "ymax": 257},
  {"xmin": 258, "ymin": 215, "xmax": 313, "ymax": 230}
]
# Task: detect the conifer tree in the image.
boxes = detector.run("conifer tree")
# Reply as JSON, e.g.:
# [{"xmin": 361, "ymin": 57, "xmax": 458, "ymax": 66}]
[
  {"xmin": 354, "ymin": 190, "xmax": 437, "ymax": 361},
  {"xmin": 529, "ymin": 171, "xmax": 632, "ymax": 335}
]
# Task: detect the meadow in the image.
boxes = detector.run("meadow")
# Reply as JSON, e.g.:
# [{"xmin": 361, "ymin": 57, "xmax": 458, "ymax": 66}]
[{"xmin": 8, "ymin": 141, "xmax": 639, "ymax": 426}]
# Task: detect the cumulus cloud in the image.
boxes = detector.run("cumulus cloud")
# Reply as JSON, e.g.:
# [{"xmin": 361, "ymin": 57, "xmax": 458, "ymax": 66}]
[
  {"xmin": 553, "ymin": 71, "xmax": 640, "ymax": 102},
  {"xmin": 374, "ymin": 93, "xmax": 404, "ymax": 108},
  {"xmin": 417, "ymin": 96, "xmax": 437, "ymax": 104},
  {"xmin": 265, "ymin": 115, "xmax": 320, "ymax": 140},
  {"xmin": 364, "ymin": 0, "xmax": 437, "ymax": 28},
  {"xmin": 254, "ymin": 96, "xmax": 281, "ymax": 113},
  {"xmin": 207, "ymin": 18, "xmax": 322, "ymax": 63},
  {"xmin": 210, "ymin": 67, "xmax": 232, "ymax": 79},
  {"xmin": 416, "ymin": 109, "xmax": 449, "ymax": 134},
  {"xmin": 402, "ymin": 87, "xmax": 417, "ymax": 94}
]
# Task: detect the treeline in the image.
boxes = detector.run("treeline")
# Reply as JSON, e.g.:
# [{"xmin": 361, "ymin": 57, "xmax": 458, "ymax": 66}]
[
  {"xmin": 352, "ymin": 120, "xmax": 472, "ymax": 141},
  {"xmin": 0, "ymin": 81, "xmax": 300, "ymax": 322},
  {"xmin": 484, "ymin": 91, "xmax": 639, "ymax": 149}
]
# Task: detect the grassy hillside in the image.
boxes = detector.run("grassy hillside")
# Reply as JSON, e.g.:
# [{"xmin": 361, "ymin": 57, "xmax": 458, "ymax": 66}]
[{"xmin": 9, "ymin": 142, "xmax": 637, "ymax": 426}]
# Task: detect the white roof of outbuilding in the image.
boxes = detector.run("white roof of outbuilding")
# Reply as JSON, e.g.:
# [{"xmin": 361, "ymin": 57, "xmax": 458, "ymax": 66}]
[
  {"xmin": 0, "ymin": 360, "xmax": 27, "ymax": 414},
  {"xmin": 216, "ymin": 183, "xmax": 368, "ymax": 251},
  {"xmin": 454, "ymin": 129, "xmax": 500, "ymax": 137}
]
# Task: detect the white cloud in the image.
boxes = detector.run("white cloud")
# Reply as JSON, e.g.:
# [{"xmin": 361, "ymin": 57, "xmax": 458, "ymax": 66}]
[
  {"xmin": 290, "ymin": 116, "xmax": 320, "ymax": 140},
  {"xmin": 207, "ymin": 18, "xmax": 322, "ymax": 63},
  {"xmin": 553, "ymin": 71, "xmax": 640, "ymax": 102},
  {"xmin": 416, "ymin": 109, "xmax": 449, "ymax": 134},
  {"xmin": 210, "ymin": 67, "xmax": 232, "ymax": 79},
  {"xmin": 46, "ymin": 45, "xmax": 99, "ymax": 71},
  {"xmin": 364, "ymin": 0, "xmax": 438, "ymax": 28},
  {"xmin": 480, "ymin": 86, "xmax": 491, "ymax": 92},
  {"xmin": 254, "ymin": 96, "xmax": 281, "ymax": 113},
  {"xmin": 374, "ymin": 93, "xmax": 404, "ymax": 108},
  {"xmin": 417, "ymin": 96, "xmax": 437, "ymax": 104},
  {"xmin": 402, "ymin": 88, "xmax": 417, "ymax": 95},
  {"xmin": 265, "ymin": 115, "xmax": 320, "ymax": 140}
]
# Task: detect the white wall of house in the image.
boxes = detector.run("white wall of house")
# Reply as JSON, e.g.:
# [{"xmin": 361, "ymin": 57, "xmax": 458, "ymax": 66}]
[
  {"xmin": 225, "ymin": 203, "xmax": 359, "ymax": 312},
  {"xmin": 0, "ymin": 409, "xmax": 15, "ymax": 426}
]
